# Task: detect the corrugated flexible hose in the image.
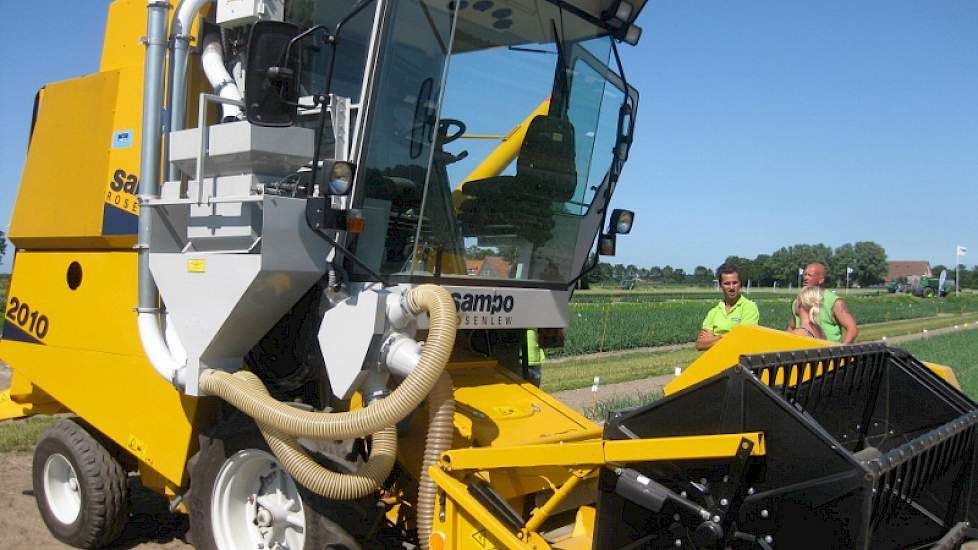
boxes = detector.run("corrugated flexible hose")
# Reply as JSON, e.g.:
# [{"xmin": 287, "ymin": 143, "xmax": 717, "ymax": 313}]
[
  {"xmin": 198, "ymin": 284, "xmax": 457, "ymax": 528},
  {"xmin": 234, "ymin": 370, "xmax": 398, "ymax": 500},
  {"xmin": 199, "ymin": 284, "xmax": 456, "ymax": 440},
  {"xmin": 417, "ymin": 372, "xmax": 455, "ymax": 550}
]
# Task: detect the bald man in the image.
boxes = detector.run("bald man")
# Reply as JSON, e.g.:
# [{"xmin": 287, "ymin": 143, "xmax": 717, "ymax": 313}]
[{"xmin": 787, "ymin": 263, "xmax": 859, "ymax": 343}]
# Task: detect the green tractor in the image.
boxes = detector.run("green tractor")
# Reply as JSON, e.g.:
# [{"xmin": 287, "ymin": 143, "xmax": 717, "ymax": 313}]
[
  {"xmin": 888, "ymin": 270, "xmax": 954, "ymax": 297},
  {"xmin": 913, "ymin": 270, "xmax": 954, "ymax": 297}
]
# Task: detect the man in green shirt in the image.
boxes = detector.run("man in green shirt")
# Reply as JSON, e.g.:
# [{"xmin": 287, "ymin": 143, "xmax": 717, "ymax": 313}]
[
  {"xmin": 787, "ymin": 263, "xmax": 859, "ymax": 343},
  {"xmin": 697, "ymin": 264, "xmax": 760, "ymax": 350}
]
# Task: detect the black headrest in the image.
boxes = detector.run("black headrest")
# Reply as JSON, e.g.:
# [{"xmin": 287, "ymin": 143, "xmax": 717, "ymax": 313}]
[{"xmin": 516, "ymin": 115, "xmax": 577, "ymax": 201}]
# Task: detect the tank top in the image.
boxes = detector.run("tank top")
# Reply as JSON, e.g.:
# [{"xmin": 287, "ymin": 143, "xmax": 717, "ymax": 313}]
[{"xmin": 792, "ymin": 290, "xmax": 842, "ymax": 342}]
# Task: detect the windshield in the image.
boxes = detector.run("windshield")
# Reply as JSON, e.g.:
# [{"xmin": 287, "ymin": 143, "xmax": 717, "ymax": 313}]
[
  {"xmin": 286, "ymin": 0, "xmax": 377, "ymax": 160},
  {"xmin": 350, "ymin": 0, "xmax": 629, "ymax": 286}
]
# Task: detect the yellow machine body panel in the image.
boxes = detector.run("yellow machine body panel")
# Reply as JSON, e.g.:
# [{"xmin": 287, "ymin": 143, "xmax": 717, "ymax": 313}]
[
  {"xmin": 100, "ymin": 0, "xmax": 160, "ymax": 72},
  {"xmin": 666, "ymin": 324, "xmax": 961, "ymax": 394},
  {"xmin": 8, "ymin": 70, "xmax": 140, "ymax": 249},
  {"xmin": 450, "ymin": 362, "xmax": 600, "ymax": 448},
  {"xmin": 429, "ymin": 433, "xmax": 766, "ymax": 549},
  {"xmin": 396, "ymin": 362, "xmax": 601, "ymax": 509},
  {"xmin": 0, "ymin": 251, "xmax": 212, "ymax": 486},
  {"xmin": 8, "ymin": 0, "xmax": 209, "ymax": 251}
]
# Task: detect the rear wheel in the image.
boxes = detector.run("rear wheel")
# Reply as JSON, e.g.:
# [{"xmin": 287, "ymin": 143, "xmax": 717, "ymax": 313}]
[
  {"xmin": 32, "ymin": 418, "xmax": 130, "ymax": 549},
  {"xmin": 188, "ymin": 413, "xmax": 380, "ymax": 550}
]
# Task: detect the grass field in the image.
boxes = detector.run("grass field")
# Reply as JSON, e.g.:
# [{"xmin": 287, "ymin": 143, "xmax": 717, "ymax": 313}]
[
  {"xmin": 0, "ymin": 416, "xmax": 56, "ymax": 452},
  {"xmin": 564, "ymin": 324, "xmax": 978, "ymax": 421},
  {"xmin": 543, "ymin": 312, "xmax": 978, "ymax": 393},
  {"xmin": 901, "ymin": 329, "xmax": 978, "ymax": 399},
  {"xmin": 560, "ymin": 294, "xmax": 978, "ymax": 356}
]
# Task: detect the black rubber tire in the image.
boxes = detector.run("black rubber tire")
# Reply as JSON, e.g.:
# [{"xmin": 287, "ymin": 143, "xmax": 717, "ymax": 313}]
[
  {"xmin": 187, "ymin": 413, "xmax": 381, "ymax": 550},
  {"xmin": 32, "ymin": 418, "xmax": 130, "ymax": 549}
]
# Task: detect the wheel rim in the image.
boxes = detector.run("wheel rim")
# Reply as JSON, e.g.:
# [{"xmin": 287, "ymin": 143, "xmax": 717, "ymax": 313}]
[
  {"xmin": 211, "ymin": 449, "xmax": 306, "ymax": 550},
  {"xmin": 43, "ymin": 453, "xmax": 82, "ymax": 525}
]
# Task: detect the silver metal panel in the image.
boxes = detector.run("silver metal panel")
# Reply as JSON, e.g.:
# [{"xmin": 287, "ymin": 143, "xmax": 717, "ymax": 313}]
[
  {"xmin": 150, "ymin": 196, "xmax": 330, "ymax": 396},
  {"xmin": 150, "ymin": 253, "xmax": 262, "ymax": 394},
  {"xmin": 187, "ymin": 174, "xmax": 263, "ymax": 251},
  {"xmin": 318, "ymin": 285, "xmax": 387, "ymax": 400},
  {"xmin": 149, "ymin": 182, "xmax": 190, "ymax": 253},
  {"xmin": 259, "ymin": 196, "xmax": 331, "ymax": 272},
  {"xmin": 407, "ymin": 285, "xmax": 570, "ymax": 330},
  {"xmin": 169, "ymin": 121, "xmax": 314, "ymax": 178}
]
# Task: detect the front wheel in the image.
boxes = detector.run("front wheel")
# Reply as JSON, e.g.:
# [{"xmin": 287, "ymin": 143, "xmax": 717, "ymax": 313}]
[
  {"xmin": 32, "ymin": 418, "xmax": 130, "ymax": 549},
  {"xmin": 188, "ymin": 414, "xmax": 378, "ymax": 550}
]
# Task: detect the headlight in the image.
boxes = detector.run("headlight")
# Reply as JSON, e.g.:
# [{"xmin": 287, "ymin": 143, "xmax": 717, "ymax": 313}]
[{"xmin": 324, "ymin": 161, "xmax": 355, "ymax": 196}]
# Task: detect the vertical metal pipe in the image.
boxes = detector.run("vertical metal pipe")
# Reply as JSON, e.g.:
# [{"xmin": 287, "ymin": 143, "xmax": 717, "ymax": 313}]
[
  {"xmin": 139, "ymin": 0, "xmax": 170, "ymax": 311},
  {"xmin": 166, "ymin": 0, "xmax": 215, "ymax": 180},
  {"xmin": 138, "ymin": 0, "xmax": 187, "ymax": 389}
]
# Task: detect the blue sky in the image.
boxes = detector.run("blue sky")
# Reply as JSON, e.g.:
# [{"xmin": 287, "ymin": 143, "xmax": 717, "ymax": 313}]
[{"xmin": 1, "ymin": 1, "xmax": 975, "ymax": 274}]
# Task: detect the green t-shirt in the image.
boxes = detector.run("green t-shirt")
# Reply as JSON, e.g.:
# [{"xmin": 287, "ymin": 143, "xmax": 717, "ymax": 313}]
[
  {"xmin": 702, "ymin": 295, "xmax": 760, "ymax": 335},
  {"xmin": 792, "ymin": 289, "xmax": 843, "ymax": 342},
  {"xmin": 526, "ymin": 329, "xmax": 546, "ymax": 366}
]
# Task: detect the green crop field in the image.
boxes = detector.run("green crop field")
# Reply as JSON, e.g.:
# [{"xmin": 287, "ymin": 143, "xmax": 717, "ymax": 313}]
[
  {"xmin": 0, "ymin": 274, "xmax": 10, "ymax": 331},
  {"xmin": 573, "ymin": 287, "xmax": 881, "ymax": 304},
  {"xmin": 558, "ymin": 294, "xmax": 978, "ymax": 356},
  {"xmin": 901, "ymin": 330, "xmax": 978, "ymax": 399}
]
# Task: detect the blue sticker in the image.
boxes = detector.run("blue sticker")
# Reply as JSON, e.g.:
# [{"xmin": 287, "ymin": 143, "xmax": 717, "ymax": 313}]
[{"xmin": 112, "ymin": 129, "xmax": 134, "ymax": 149}]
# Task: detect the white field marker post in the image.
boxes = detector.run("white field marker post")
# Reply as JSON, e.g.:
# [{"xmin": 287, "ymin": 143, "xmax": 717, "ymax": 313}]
[
  {"xmin": 957, "ymin": 245, "xmax": 968, "ymax": 297},
  {"xmin": 592, "ymin": 377, "xmax": 600, "ymax": 410}
]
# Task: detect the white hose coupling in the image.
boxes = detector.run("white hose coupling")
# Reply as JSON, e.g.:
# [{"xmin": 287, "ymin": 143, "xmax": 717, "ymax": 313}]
[
  {"xmin": 385, "ymin": 291, "xmax": 416, "ymax": 330},
  {"xmin": 382, "ymin": 333, "xmax": 423, "ymax": 378}
]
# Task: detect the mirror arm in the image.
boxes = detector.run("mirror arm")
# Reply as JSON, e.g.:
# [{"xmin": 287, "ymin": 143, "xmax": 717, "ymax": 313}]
[
  {"xmin": 309, "ymin": 0, "xmax": 378, "ymax": 194},
  {"xmin": 283, "ymin": 24, "xmax": 331, "ymax": 66}
]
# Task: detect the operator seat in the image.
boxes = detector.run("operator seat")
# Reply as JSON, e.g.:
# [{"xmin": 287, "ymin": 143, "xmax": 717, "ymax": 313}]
[
  {"xmin": 512, "ymin": 115, "xmax": 578, "ymax": 202},
  {"xmin": 458, "ymin": 115, "xmax": 578, "ymax": 245}
]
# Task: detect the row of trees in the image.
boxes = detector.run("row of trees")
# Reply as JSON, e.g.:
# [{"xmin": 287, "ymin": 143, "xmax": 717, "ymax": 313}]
[
  {"xmin": 933, "ymin": 264, "xmax": 978, "ymax": 289},
  {"xmin": 723, "ymin": 242, "xmax": 888, "ymax": 287},
  {"xmin": 590, "ymin": 263, "xmax": 718, "ymax": 285},
  {"xmin": 590, "ymin": 242, "xmax": 891, "ymax": 287}
]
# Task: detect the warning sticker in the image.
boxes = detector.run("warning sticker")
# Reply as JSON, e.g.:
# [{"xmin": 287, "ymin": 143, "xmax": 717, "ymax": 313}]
[{"xmin": 471, "ymin": 530, "xmax": 499, "ymax": 549}]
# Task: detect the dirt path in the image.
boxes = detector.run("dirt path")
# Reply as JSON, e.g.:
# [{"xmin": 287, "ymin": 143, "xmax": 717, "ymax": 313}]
[
  {"xmin": 877, "ymin": 322, "xmax": 975, "ymax": 345},
  {"xmin": 549, "ymin": 342, "xmax": 694, "ymax": 364},
  {"xmin": 0, "ymin": 452, "xmax": 191, "ymax": 549},
  {"xmin": 551, "ymin": 373, "xmax": 675, "ymax": 413}
]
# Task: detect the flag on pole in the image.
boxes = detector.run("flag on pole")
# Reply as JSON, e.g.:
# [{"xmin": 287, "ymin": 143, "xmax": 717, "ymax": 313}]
[
  {"xmin": 958, "ymin": 245, "xmax": 968, "ymax": 256},
  {"xmin": 846, "ymin": 267, "xmax": 854, "ymax": 275},
  {"xmin": 798, "ymin": 267, "xmax": 804, "ymax": 276}
]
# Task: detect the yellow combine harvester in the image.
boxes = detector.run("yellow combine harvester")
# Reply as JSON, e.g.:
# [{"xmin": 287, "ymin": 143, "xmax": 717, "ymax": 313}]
[{"xmin": 2, "ymin": 1, "xmax": 977, "ymax": 549}]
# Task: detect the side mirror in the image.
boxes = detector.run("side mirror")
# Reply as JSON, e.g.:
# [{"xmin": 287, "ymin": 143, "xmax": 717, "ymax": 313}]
[
  {"xmin": 608, "ymin": 209, "xmax": 634, "ymax": 234},
  {"xmin": 245, "ymin": 21, "xmax": 301, "ymax": 127}
]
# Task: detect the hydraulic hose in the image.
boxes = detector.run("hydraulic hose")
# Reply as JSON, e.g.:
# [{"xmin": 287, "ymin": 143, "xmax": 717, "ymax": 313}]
[
  {"xmin": 199, "ymin": 284, "xmax": 457, "ymax": 440},
  {"xmin": 235, "ymin": 371, "xmax": 397, "ymax": 500},
  {"xmin": 417, "ymin": 372, "xmax": 455, "ymax": 550}
]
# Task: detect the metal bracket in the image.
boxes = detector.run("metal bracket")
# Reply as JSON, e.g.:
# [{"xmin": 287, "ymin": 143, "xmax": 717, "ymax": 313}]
[{"xmin": 712, "ymin": 437, "xmax": 755, "ymax": 541}]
